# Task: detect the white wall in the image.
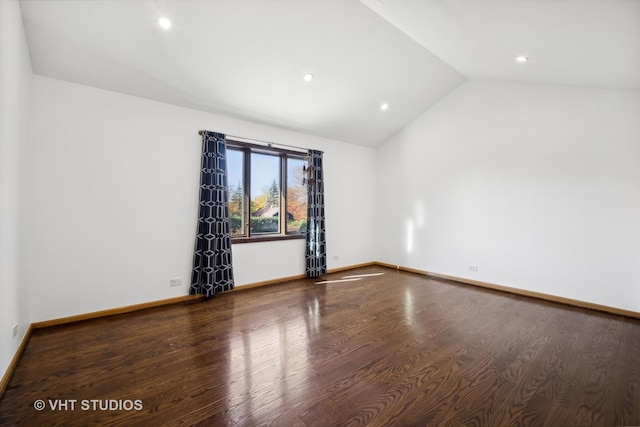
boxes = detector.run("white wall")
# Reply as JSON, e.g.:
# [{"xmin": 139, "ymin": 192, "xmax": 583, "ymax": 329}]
[
  {"xmin": 0, "ymin": 0, "xmax": 32, "ymax": 380},
  {"xmin": 376, "ymin": 80, "xmax": 640, "ymax": 312},
  {"xmin": 26, "ymin": 75, "xmax": 376, "ymax": 322}
]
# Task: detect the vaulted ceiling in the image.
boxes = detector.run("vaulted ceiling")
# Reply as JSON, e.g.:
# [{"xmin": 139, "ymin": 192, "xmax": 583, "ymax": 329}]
[{"xmin": 20, "ymin": 0, "xmax": 640, "ymax": 147}]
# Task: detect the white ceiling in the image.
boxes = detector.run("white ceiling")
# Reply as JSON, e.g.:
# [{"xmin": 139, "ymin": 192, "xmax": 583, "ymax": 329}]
[
  {"xmin": 362, "ymin": 0, "xmax": 640, "ymax": 90},
  {"xmin": 20, "ymin": 0, "xmax": 640, "ymax": 147}
]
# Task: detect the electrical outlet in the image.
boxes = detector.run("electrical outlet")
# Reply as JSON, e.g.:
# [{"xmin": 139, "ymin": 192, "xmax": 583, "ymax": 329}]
[
  {"xmin": 169, "ymin": 278, "xmax": 183, "ymax": 287},
  {"xmin": 12, "ymin": 324, "xmax": 18, "ymax": 338},
  {"xmin": 468, "ymin": 265, "xmax": 478, "ymax": 272}
]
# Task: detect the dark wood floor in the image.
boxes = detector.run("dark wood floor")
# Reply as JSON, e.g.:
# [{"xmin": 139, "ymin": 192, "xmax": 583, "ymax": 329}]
[{"xmin": 1, "ymin": 266, "xmax": 639, "ymax": 426}]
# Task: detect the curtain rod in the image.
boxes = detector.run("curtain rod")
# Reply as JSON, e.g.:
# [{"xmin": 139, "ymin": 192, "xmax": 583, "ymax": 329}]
[{"xmin": 198, "ymin": 130, "xmax": 309, "ymax": 153}]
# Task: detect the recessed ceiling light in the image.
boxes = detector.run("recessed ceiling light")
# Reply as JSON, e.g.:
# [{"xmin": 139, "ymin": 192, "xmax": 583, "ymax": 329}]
[
  {"xmin": 515, "ymin": 56, "xmax": 528, "ymax": 63},
  {"xmin": 158, "ymin": 17, "xmax": 172, "ymax": 29},
  {"xmin": 303, "ymin": 73, "xmax": 313, "ymax": 82},
  {"xmin": 380, "ymin": 103, "xmax": 389, "ymax": 111}
]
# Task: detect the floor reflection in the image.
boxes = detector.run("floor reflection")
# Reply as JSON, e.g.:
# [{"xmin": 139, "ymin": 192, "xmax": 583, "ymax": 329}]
[
  {"xmin": 404, "ymin": 287, "xmax": 415, "ymax": 326},
  {"xmin": 316, "ymin": 272, "xmax": 385, "ymax": 284},
  {"xmin": 341, "ymin": 273, "xmax": 385, "ymax": 279},
  {"xmin": 223, "ymin": 270, "xmax": 386, "ymax": 422},
  {"xmin": 314, "ymin": 278, "xmax": 362, "ymax": 284},
  {"xmin": 226, "ymin": 292, "xmax": 320, "ymax": 422}
]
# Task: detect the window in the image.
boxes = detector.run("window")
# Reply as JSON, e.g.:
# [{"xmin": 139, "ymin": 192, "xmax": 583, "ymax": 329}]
[{"xmin": 226, "ymin": 140, "xmax": 308, "ymax": 242}]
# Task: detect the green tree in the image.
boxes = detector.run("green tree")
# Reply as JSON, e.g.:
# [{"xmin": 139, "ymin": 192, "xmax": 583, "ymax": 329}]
[{"xmin": 265, "ymin": 180, "xmax": 280, "ymax": 208}]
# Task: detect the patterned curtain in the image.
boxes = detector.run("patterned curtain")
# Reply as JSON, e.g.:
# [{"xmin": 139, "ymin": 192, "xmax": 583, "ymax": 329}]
[
  {"xmin": 305, "ymin": 150, "xmax": 327, "ymax": 278},
  {"xmin": 190, "ymin": 131, "xmax": 234, "ymax": 296}
]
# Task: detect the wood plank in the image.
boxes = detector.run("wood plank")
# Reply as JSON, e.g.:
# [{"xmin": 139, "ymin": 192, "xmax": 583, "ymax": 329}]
[
  {"xmin": 1, "ymin": 265, "xmax": 639, "ymax": 425},
  {"xmin": 375, "ymin": 261, "xmax": 640, "ymax": 319}
]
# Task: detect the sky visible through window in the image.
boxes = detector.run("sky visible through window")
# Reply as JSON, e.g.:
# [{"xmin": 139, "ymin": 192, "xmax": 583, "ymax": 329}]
[
  {"xmin": 227, "ymin": 150, "xmax": 279, "ymax": 198},
  {"xmin": 250, "ymin": 153, "xmax": 279, "ymax": 199}
]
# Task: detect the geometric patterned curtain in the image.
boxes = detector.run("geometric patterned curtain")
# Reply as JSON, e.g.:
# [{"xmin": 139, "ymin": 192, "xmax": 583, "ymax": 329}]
[
  {"xmin": 190, "ymin": 131, "xmax": 235, "ymax": 296},
  {"xmin": 305, "ymin": 149, "xmax": 327, "ymax": 278}
]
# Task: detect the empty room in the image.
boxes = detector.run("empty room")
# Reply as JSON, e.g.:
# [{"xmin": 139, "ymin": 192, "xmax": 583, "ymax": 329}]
[{"xmin": 1, "ymin": 0, "xmax": 639, "ymax": 425}]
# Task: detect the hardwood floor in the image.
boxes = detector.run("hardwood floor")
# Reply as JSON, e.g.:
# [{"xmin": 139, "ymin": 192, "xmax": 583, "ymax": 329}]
[{"xmin": 1, "ymin": 266, "xmax": 639, "ymax": 426}]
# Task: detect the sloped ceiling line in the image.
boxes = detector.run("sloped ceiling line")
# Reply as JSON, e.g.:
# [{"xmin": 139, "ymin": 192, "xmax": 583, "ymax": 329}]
[{"xmin": 19, "ymin": 0, "xmax": 640, "ymax": 147}]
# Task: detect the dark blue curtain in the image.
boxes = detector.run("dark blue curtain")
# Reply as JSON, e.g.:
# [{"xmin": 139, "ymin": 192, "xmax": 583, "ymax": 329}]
[
  {"xmin": 305, "ymin": 150, "xmax": 326, "ymax": 278},
  {"xmin": 190, "ymin": 131, "xmax": 234, "ymax": 296}
]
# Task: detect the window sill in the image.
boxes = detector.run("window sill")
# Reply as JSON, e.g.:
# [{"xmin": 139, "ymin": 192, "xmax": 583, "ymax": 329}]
[{"xmin": 231, "ymin": 234, "xmax": 305, "ymax": 244}]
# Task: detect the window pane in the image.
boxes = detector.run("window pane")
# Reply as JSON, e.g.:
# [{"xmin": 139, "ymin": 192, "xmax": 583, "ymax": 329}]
[
  {"xmin": 286, "ymin": 157, "xmax": 308, "ymax": 234},
  {"xmin": 227, "ymin": 149, "xmax": 244, "ymax": 236},
  {"xmin": 250, "ymin": 152, "xmax": 280, "ymax": 234}
]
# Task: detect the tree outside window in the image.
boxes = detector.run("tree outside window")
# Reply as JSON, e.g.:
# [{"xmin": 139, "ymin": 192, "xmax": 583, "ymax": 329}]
[{"xmin": 226, "ymin": 141, "xmax": 308, "ymax": 242}]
